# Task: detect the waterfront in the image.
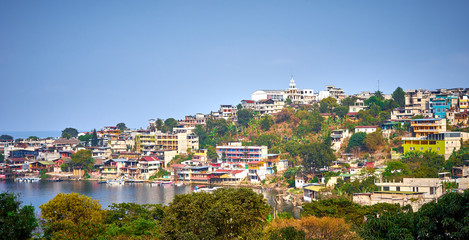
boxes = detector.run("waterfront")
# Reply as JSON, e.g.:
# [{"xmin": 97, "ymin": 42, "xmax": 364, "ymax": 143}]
[{"xmin": 0, "ymin": 180, "xmax": 293, "ymax": 215}]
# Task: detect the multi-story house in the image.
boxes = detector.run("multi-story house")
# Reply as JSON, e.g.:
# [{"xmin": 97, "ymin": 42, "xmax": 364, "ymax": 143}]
[
  {"xmin": 103, "ymin": 126, "xmax": 120, "ymax": 141},
  {"xmin": 285, "ymin": 77, "xmax": 315, "ymax": 104},
  {"xmin": 459, "ymin": 95, "xmax": 469, "ymax": 111},
  {"xmin": 404, "ymin": 89, "xmax": 431, "ymax": 117},
  {"xmin": 251, "ymin": 90, "xmax": 285, "ymax": 102},
  {"xmin": 430, "ymin": 94, "xmax": 458, "ymax": 118},
  {"xmin": 218, "ymin": 105, "xmax": 238, "ymax": 120},
  {"xmin": 248, "ymin": 161, "xmax": 267, "ymax": 182},
  {"xmin": 349, "ymin": 99, "xmax": 367, "ymax": 113},
  {"xmin": 178, "ymin": 114, "xmax": 207, "ymax": 128},
  {"xmin": 410, "ymin": 118, "xmax": 446, "ymax": 138},
  {"xmin": 402, "ymin": 132, "xmax": 461, "ymax": 159},
  {"xmin": 135, "ymin": 134, "xmax": 157, "ymax": 155},
  {"xmin": 216, "ymin": 142, "xmax": 268, "ymax": 168}
]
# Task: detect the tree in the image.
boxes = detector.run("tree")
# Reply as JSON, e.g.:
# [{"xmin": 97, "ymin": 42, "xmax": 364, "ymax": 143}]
[
  {"xmin": 0, "ymin": 135, "xmax": 13, "ymax": 141},
  {"xmin": 299, "ymin": 142, "xmax": 335, "ymax": 172},
  {"xmin": 392, "ymin": 87, "xmax": 405, "ymax": 108},
  {"xmin": 383, "ymin": 161, "xmax": 410, "ymax": 181},
  {"xmin": 237, "ymin": 109, "xmax": 254, "ymax": 128},
  {"xmin": 341, "ymin": 96, "xmax": 358, "ymax": 107},
  {"xmin": 60, "ymin": 163, "xmax": 70, "ymax": 172},
  {"xmin": 255, "ymin": 134, "xmax": 279, "ymax": 148},
  {"xmin": 155, "ymin": 118, "xmax": 163, "ymax": 130},
  {"xmin": 236, "ymin": 103, "xmax": 243, "ymax": 110},
  {"xmin": 71, "ymin": 150, "xmax": 95, "ymax": 174},
  {"xmin": 285, "ymin": 98, "xmax": 292, "ymax": 105},
  {"xmin": 0, "ymin": 152, "xmax": 4, "ymax": 163},
  {"xmin": 374, "ymin": 90, "xmax": 384, "ymax": 101},
  {"xmin": 61, "ymin": 128, "xmax": 78, "ymax": 138},
  {"xmin": 347, "ymin": 132, "xmax": 367, "ymax": 152},
  {"xmin": 164, "ymin": 118, "xmax": 178, "ymax": 133},
  {"xmin": 40, "ymin": 193, "xmax": 104, "ymax": 239},
  {"xmin": 78, "ymin": 133, "xmax": 92, "ymax": 144},
  {"xmin": 260, "ymin": 115, "xmax": 274, "ymax": 131},
  {"xmin": 116, "ymin": 122, "xmax": 127, "ymax": 130},
  {"xmin": 0, "ymin": 192, "xmax": 38, "ymax": 240},
  {"xmin": 319, "ymin": 97, "xmax": 337, "ymax": 113},
  {"xmin": 27, "ymin": 136, "xmax": 39, "ymax": 141},
  {"xmin": 334, "ymin": 105, "xmax": 349, "ymax": 118},
  {"xmin": 207, "ymin": 145, "xmax": 218, "ymax": 161},
  {"xmin": 194, "ymin": 125, "xmax": 209, "ymax": 148},
  {"xmin": 163, "ymin": 188, "xmax": 270, "ymax": 239},
  {"xmin": 364, "ymin": 130, "xmax": 384, "ymax": 152},
  {"xmin": 91, "ymin": 129, "xmax": 98, "ymax": 147}
]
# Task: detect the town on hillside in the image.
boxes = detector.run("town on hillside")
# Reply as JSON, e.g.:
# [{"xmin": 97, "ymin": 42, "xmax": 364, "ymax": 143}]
[{"xmin": 1, "ymin": 77, "xmax": 469, "ymax": 210}]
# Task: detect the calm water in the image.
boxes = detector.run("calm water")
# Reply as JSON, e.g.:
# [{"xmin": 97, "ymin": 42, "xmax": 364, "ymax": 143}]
[{"xmin": 0, "ymin": 180, "xmax": 292, "ymax": 215}]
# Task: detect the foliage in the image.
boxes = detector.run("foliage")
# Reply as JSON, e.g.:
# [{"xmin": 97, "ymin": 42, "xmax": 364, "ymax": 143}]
[
  {"xmin": 78, "ymin": 134, "xmax": 92, "ymax": 143},
  {"xmin": 402, "ymin": 151, "xmax": 445, "ymax": 178},
  {"xmin": 0, "ymin": 135, "xmax": 13, "ymax": 141},
  {"xmin": 445, "ymin": 146, "xmax": 469, "ymax": 170},
  {"xmin": 0, "ymin": 192, "xmax": 38, "ymax": 240},
  {"xmin": 285, "ymin": 98, "xmax": 292, "ymax": 105},
  {"xmin": 360, "ymin": 210, "xmax": 416, "ymax": 240},
  {"xmin": 206, "ymin": 145, "xmax": 218, "ymax": 160},
  {"xmin": 274, "ymin": 108, "xmax": 294, "ymax": 123},
  {"xmin": 62, "ymin": 128, "xmax": 78, "ymax": 138},
  {"xmin": 149, "ymin": 169, "xmax": 170, "ymax": 180},
  {"xmin": 374, "ymin": 90, "xmax": 384, "ymax": 101},
  {"xmin": 104, "ymin": 202, "xmax": 164, "ymax": 238},
  {"xmin": 347, "ymin": 132, "xmax": 367, "ymax": 152},
  {"xmin": 392, "ymin": 87, "xmax": 406, "ymax": 108},
  {"xmin": 294, "ymin": 112, "xmax": 323, "ymax": 136},
  {"xmin": 163, "ymin": 188, "xmax": 270, "ymax": 239},
  {"xmin": 334, "ymin": 105, "xmax": 349, "ymax": 118},
  {"xmin": 383, "ymin": 161, "xmax": 410, "ymax": 181},
  {"xmin": 40, "ymin": 193, "xmax": 104, "ymax": 240},
  {"xmin": 335, "ymin": 176, "xmax": 378, "ymax": 195},
  {"xmin": 27, "ymin": 136, "xmax": 39, "ymax": 141},
  {"xmin": 341, "ymin": 96, "xmax": 358, "ymax": 107},
  {"xmin": 71, "ymin": 150, "xmax": 95, "ymax": 174},
  {"xmin": 265, "ymin": 216, "xmax": 357, "ymax": 240},
  {"xmin": 299, "ymin": 142, "xmax": 335, "ymax": 172},
  {"xmin": 60, "ymin": 163, "xmax": 70, "ymax": 172},
  {"xmin": 164, "ymin": 118, "xmax": 178, "ymax": 133},
  {"xmin": 255, "ymin": 134, "xmax": 279, "ymax": 148},
  {"xmin": 364, "ymin": 130, "xmax": 384, "ymax": 152},
  {"xmin": 319, "ymin": 97, "xmax": 338, "ymax": 114},
  {"xmin": 237, "ymin": 109, "xmax": 254, "ymax": 128},
  {"xmin": 91, "ymin": 129, "xmax": 98, "ymax": 147},
  {"xmin": 116, "ymin": 122, "xmax": 127, "ymax": 130},
  {"xmin": 194, "ymin": 124, "xmax": 209, "ymax": 148},
  {"xmin": 0, "ymin": 152, "xmax": 3, "ymax": 163},
  {"xmin": 260, "ymin": 115, "xmax": 274, "ymax": 131}
]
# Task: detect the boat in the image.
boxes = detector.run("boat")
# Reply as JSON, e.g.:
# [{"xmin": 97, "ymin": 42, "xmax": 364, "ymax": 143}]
[
  {"xmin": 161, "ymin": 181, "xmax": 174, "ymax": 185},
  {"xmin": 175, "ymin": 182, "xmax": 184, "ymax": 187},
  {"xmin": 15, "ymin": 177, "xmax": 40, "ymax": 182},
  {"xmin": 193, "ymin": 185, "xmax": 222, "ymax": 193},
  {"xmin": 107, "ymin": 179, "xmax": 124, "ymax": 185},
  {"xmin": 150, "ymin": 181, "xmax": 162, "ymax": 186},
  {"xmin": 97, "ymin": 180, "xmax": 107, "ymax": 184}
]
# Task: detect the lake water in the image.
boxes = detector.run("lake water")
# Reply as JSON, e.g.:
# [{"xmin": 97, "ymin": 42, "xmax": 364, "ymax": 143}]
[{"xmin": 0, "ymin": 180, "xmax": 293, "ymax": 216}]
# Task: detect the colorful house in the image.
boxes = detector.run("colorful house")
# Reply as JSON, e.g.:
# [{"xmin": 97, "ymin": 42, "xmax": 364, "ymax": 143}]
[
  {"xmin": 247, "ymin": 161, "xmax": 266, "ymax": 182},
  {"xmin": 402, "ymin": 132, "xmax": 461, "ymax": 159},
  {"xmin": 410, "ymin": 118, "xmax": 446, "ymax": 138}
]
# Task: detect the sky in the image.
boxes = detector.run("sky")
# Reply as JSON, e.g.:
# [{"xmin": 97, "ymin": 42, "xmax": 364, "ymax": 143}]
[{"xmin": 1, "ymin": 0, "xmax": 468, "ymax": 132}]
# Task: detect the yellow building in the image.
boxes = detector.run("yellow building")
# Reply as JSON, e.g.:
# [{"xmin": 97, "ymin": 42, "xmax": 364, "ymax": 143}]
[{"xmin": 411, "ymin": 118, "xmax": 446, "ymax": 138}]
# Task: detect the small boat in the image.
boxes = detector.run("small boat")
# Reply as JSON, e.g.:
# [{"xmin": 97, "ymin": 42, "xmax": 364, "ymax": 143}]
[
  {"xmin": 161, "ymin": 181, "xmax": 174, "ymax": 185},
  {"xmin": 107, "ymin": 179, "xmax": 124, "ymax": 185},
  {"xmin": 150, "ymin": 181, "xmax": 162, "ymax": 186},
  {"xmin": 175, "ymin": 182, "xmax": 184, "ymax": 187},
  {"xmin": 193, "ymin": 185, "xmax": 221, "ymax": 193},
  {"xmin": 15, "ymin": 177, "xmax": 40, "ymax": 182},
  {"xmin": 97, "ymin": 180, "xmax": 107, "ymax": 184}
]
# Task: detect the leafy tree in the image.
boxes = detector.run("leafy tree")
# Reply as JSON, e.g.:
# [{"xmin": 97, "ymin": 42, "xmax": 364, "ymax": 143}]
[
  {"xmin": 347, "ymin": 132, "xmax": 367, "ymax": 152},
  {"xmin": 285, "ymin": 98, "xmax": 292, "ymax": 105},
  {"xmin": 402, "ymin": 151, "xmax": 445, "ymax": 178},
  {"xmin": 341, "ymin": 96, "xmax": 358, "ymax": 107},
  {"xmin": 0, "ymin": 135, "xmax": 13, "ymax": 141},
  {"xmin": 237, "ymin": 109, "xmax": 254, "ymax": 128},
  {"xmin": 78, "ymin": 133, "xmax": 92, "ymax": 143},
  {"xmin": 392, "ymin": 87, "xmax": 405, "ymax": 107},
  {"xmin": 255, "ymin": 134, "xmax": 279, "ymax": 148},
  {"xmin": 0, "ymin": 152, "xmax": 4, "ymax": 163},
  {"xmin": 60, "ymin": 163, "xmax": 70, "ymax": 172},
  {"xmin": 260, "ymin": 115, "xmax": 274, "ymax": 131},
  {"xmin": 40, "ymin": 193, "xmax": 104, "ymax": 240},
  {"xmin": 383, "ymin": 161, "xmax": 410, "ymax": 181},
  {"xmin": 193, "ymin": 124, "xmax": 209, "ymax": 148},
  {"xmin": 91, "ymin": 129, "xmax": 98, "ymax": 147},
  {"xmin": 335, "ymin": 176, "xmax": 378, "ymax": 195},
  {"xmin": 236, "ymin": 103, "xmax": 243, "ymax": 110},
  {"xmin": 0, "ymin": 192, "xmax": 38, "ymax": 240},
  {"xmin": 155, "ymin": 118, "xmax": 164, "ymax": 130},
  {"xmin": 274, "ymin": 108, "xmax": 293, "ymax": 123},
  {"xmin": 374, "ymin": 90, "xmax": 384, "ymax": 101},
  {"xmin": 116, "ymin": 122, "xmax": 127, "ymax": 130},
  {"xmin": 334, "ymin": 105, "xmax": 349, "ymax": 118},
  {"xmin": 364, "ymin": 130, "xmax": 384, "ymax": 152},
  {"xmin": 27, "ymin": 136, "xmax": 39, "ymax": 141},
  {"xmin": 62, "ymin": 128, "xmax": 78, "ymax": 138},
  {"xmin": 360, "ymin": 210, "xmax": 415, "ymax": 240},
  {"xmin": 71, "ymin": 150, "xmax": 95, "ymax": 174},
  {"xmin": 104, "ymin": 202, "xmax": 164, "ymax": 238},
  {"xmin": 163, "ymin": 188, "xmax": 270, "ymax": 239},
  {"xmin": 299, "ymin": 142, "xmax": 335, "ymax": 172},
  {"xmin": 164, "ymin": 118, "xmax": 178, "ymax": 133},
  {"xmin": 206, "ymin": 145, "xmax": 218, "ymax": 160},
  {"xmin": 445, "ymin": 146, "xmax": 469, "ymax": 170},
  {"xmin": 319, "ymin": 97, "xmax": 337, "ymax": 113}
]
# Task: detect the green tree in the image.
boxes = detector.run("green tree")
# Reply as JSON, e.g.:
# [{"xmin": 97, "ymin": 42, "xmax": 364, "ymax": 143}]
[
  {"xmin": 364, "ymin": 130, "xmax": 384, "ymax": 152},
  {"xmin": 0, "ymin": 192, "xmax": 38, "ymax": 240},
  {"xmin": 260, "ymin": 115, "xmax": 274, "ymax": 131},
  {"xmin": 116, "ymin": 122, "xmax": 127, "ymax": 130},
  {"xmin": 194, "ymin": 124, "xmax": 209, "ymax": 148},
  {"xmin": 164, "ymin": 118, "xmax": 178, "ymax": 133},
  {"xmin": 299, "ymin": 142, "xmax": 335, "ymax": 173},
  {"xmin": 285, "ymin": 98, "xmax": 292, "ymax": 105},
  {"xmin": 236, "ymin": 103, "xmax": 243, "ymax": 110},
  {"xmin": 71, "ymin": 150, "xmax": 95, "ymax": 174},
  {"xmin": 91, "ymin": 129, "xmax": 98, "ymax": 147},
  {"xmin": 0, "ymin": 152, "xmax": 4, "ymax": 163},
  {"xmin": 78, "ymin": 133, "xmax": 92, "ymax": 143},
  {"xmin": 40, "ymin": 193, "xmax": 104, "ymax": 240},
  {"xmin": 347, "ymin": 132, "xmax": 367, "ymax": 152},
  {"xmin": 207, "ymin": 145, "xmax": 218, "ymax": 161},
  {"xmin": 62, "ymin": 128, "xmax": 78, "ymax": 138},
  {"xmin": 392, "ymin": 87, "xmax": 406, "ymax": 107},
  {"xmin": 60, "ymin": 163, "xmax": 70, "ymax": 172},
  {"xmin": 27, "ymin": 136, "xmax": 39, "ymax": 141},
  {"xmin": 341, "ymin": 96, "xmax": 358, "ymax": 107},
  {"xmin": 319, "ymin": 97, "xmax": 337, "ymax": 113},
  {"xmin": 163, "ymin": 188, "xmax": 270, "ymax": 239},
  {"xmin": 0, "ymin": 135, "xmax": 13, "ymax": 141},
  {"xmin": 383, "ymin": 161, "xmax": 410, "ymax": 181},
  {"xmin": 360, "ymin": 210, "xmax": 415, "ymax": 240},
  {"xmin": 334, "ymin": 105, "xmax": 349, "ymax": 118},
  {"xmin": 374, "ymin": 90, "xmax": 384, "ymax": 101},
  {"xmin": 237, "ymin": 109, "xmax": 254, "ymax": 128},
  {"xmin": 255, "ymin": 134, "xmax": 279, "ymax": 148},
  {"xmin": 155, "ymin": 118, "xmax": 164, "ymax": 130}
]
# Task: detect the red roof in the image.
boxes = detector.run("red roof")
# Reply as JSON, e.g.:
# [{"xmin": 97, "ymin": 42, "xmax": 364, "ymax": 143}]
[
  {"xmin": 171, "ymin": 164, "xmax": 187, "ymax": 168},
  {"xmin": 140, "ymin": 156, "xmax": 158, "ymax": 162},
  {"xmin": 242, "ymin": 100, "xmax": 255, "ymax": 103},
  {"xmin": 8, "ymin": 158, "xmax": 28, "ymax": 162}
]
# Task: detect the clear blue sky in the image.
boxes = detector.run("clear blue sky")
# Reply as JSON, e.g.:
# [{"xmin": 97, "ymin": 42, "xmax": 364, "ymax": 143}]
[{"xmin": 1, "ymin": 0, "xmax": 468, "ymax": 132}]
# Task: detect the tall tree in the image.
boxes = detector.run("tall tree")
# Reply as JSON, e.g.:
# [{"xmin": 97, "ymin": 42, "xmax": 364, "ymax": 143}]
[
  {"xmin": 299, "ymin": 142, "xmax": 335, "ymax": 172},
  {"xmin": 164, "ymin": 118, "xmax": 178, "ymax": 133},
  {"xmin": 62, "ymin": 128, "xmax": 78, "ymax": 138},
  {"xmin": 392, "ymin": 87, "xmax": 406, "ymax": 108},
  {"xmin": 116, "ymin": 122, "xmax": 127, "ymax": 130},
  {"xmin": 237, "ymin": 109, "xmax": 254, "ymax": 128},
  {"xmin": 347, "ymin": 132, "xmax": 367, "ymax": 152},
  {"xmin": 71, "ymin": 150, "xmax": 95, "ymax": 174},
  {"xmin": 27, "ymin": 136, "xmax": 39, "ymax": 141},
  {"xmin": 259, "ymin": 115, "xmax": 274, "ymax": 131},
  {"xmin": 0, "ymin": 192, "xmax": 38, "ymax": 240},
  {"xmin": 91, "ymin": 129, "xmax": 98, "ymax": 147},
  {"xmin": 374, "ymin": 90, "xmax": 384, "ymax": 101}
]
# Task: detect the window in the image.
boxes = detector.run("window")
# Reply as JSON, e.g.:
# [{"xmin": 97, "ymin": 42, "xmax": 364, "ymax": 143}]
[
  {"xmin": 396, "ymin": 187, "xmax": 400, "ymax": 191},
  {"xmin": 430, "ymin": 187, "xmax": 435, "ymax": 195},
  {"xmin": 383, "ymin": 187, "xmax": 390, "ymax": 191}
]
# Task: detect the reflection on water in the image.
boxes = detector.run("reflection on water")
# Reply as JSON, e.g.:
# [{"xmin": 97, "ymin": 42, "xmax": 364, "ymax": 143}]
[{"xmin": 0, "ymin": 181, "xmax": 294, "ymax": 216}]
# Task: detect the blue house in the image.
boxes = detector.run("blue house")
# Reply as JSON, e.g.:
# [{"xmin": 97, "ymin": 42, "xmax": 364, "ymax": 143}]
[{"xmin": 430, "ymin": 94, "xmax": 458, "ymax": 118}]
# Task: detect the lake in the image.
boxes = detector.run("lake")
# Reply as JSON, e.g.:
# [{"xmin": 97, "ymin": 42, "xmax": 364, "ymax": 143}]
[{"xmin": 0, "ymin": 180, "xmax": 294, "ymax": 216}]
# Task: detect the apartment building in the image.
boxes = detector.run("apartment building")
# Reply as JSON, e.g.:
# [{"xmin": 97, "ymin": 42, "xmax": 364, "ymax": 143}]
[
  {"xmin": 178, "ymin": 114, "xmax": 207, "ymax": 128},
  {"xmin": 216, "ymin": 142, "xmax": 268, "ymax": 168},
  {"xmin": 402, "ymin": 132, "xmax": 461, "ymax": 159},
  {"xmin": 410, "ymin": 118, "xmax": 446, "ymax": 138},
  {"xmin": 405, "ymin": 89, "xmax": 431, "ymax": 116}
]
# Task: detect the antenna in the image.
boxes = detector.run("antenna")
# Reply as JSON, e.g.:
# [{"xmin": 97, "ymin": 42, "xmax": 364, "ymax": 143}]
[{"xmin": 378, "ymin": 80, "xmax": 380, "ymax": 92}]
